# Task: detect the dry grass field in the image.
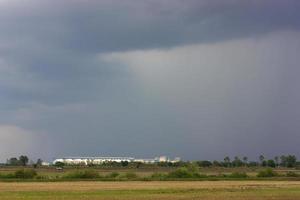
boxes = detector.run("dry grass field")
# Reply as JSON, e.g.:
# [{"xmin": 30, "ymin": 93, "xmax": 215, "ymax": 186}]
[{"xmin": 0, "ymin": 181, "xmax": 300, "ymax": 200}]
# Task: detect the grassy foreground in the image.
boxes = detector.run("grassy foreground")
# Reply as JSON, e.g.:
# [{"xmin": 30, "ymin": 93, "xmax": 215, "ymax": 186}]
[{"xmin": 0, "ymin": 181, "xmax": 300, "ymax": 200}]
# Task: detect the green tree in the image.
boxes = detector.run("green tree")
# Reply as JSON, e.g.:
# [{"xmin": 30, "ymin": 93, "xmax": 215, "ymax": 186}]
[
  {"xmin": 212, "ymin": 160, "xmax": 222, "ymax": 167},
  {"xmin": 36, "ymin": 158, "xmax": 43, "ymax": 166},
  {"xmin": 280, "ymin": 155, "xmax": 286, "ymax": 167},
  {"xmin": 248, "ymin": 161, "xmax": 259, "ymax": 167},
  {"xmin": 232, "ymin": 156, "xmax": 243, "ymax": 167},
  {"xmin": 281, "ymin": 155, "xmax": 297, "ymax": 168},
  {"xmin": 19, "ymin": 155, "xmax": 29, "ymax": 166},
  {"xmin": 7, "ymin": 157, "xmax": 20, "ymax": 166},
  {"xmin": 121, "ymin": 161, "xmax": 129, "ymax": 167},
  {"xmin": 267, "ymin": 159, "xmax": 276, "ymax": 168},
  {"xmin": 262, "ymin": 160, "xmax": 267, "ymax": 167}
]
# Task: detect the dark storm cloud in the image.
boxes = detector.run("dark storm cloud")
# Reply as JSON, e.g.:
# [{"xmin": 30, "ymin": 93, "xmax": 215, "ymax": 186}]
[
  {"xmin": 1, "ymin": 0, "xmax": 300, "ymax": 54},
  {"xmin": 1, "ymin": 0, "xmax": 299, "ymax": 91},
  {"xmin": 0, "ymin": 0, "xmax": 300, "ymax": 161},
  {"xmin": 1, "ymin": 0, "xmax": 296, "ymax": 105}
]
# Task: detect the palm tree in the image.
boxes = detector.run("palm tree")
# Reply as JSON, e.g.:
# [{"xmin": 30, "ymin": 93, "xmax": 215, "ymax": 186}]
[{"xmin": 259, "ymin": 155, "xmax": 265, "ymax": 166}]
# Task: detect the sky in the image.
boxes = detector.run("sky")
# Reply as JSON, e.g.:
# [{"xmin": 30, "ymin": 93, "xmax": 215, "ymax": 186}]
[{"xmin": 0, "ymin": 0, "xmax": 300, "ymax": 162}]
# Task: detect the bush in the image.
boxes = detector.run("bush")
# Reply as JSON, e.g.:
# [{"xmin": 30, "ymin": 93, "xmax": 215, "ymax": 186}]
[
  {"xmin": 167, "ymin": 167, "xmax": 207, "ymax": 179},
  {"xmin": 14, "ymin": 169, "xmax": 37, "ymax": 179},
  {"xmin": 106, "ymin": 172, "xmax": 120, "ymax": 178},
  {"xmin": 257, "ymin": 168, "xmax": 278, "ymax": 177},
  {"xmin": 64, "ymin": 170, "xmax": 100, "ymax": 179},
  {"xmin": 197, "ymin": 160, "xmax": 212, "ymax": 167},
  {"xmin": 227, "ymin": 172, "xmax": 248, "ymax": 178},
  {"xmin": 0, "ymin": 173, "xmax": 15, "ymax": 179},
  {"xmin": 167, "ymin": 167, "xmax": 193, "ymax": 178},
  {"xmin": 151, "ymin": 173, "xmax": 167, "ymax": 179},
  {"xmin": 54, "ymin": 161, "xmax": 65, "ymax": 168},
  {"xmin": 35, "ymin": 175, "xmax": 49, "ymax": 180},
  {"xmin": 121, "ymin": 172, "xmax": 138, "ymax": 179},
  {"xmin": 192, "ymin": 173, "xmax": 208, "ymax": 178},
  {"xmin": 286, "ymin": 171, "xmax": 299, "ymax": 177}
]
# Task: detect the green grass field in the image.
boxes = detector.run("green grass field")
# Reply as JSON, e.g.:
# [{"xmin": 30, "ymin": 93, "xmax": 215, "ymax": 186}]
[
  {"xmin": 0, "ymin": 181, "xmax": 300, "ymax": 200},
  {"xmin": 1, "ymin": 166, "xmax": 299, "ymax": 178}
]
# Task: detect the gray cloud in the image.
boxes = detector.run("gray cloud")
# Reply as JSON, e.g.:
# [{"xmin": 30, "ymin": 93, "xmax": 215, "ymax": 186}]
[
  {"xmin": 0, "ymin": 0, "xmax": 299, "ymax": 161},
  {"xmin": 1, "ymin": 0, "xmax": 300, "ymax": 54},
  {"xmin": 100, "ymin": 31, "xmax": 300, "ymax": 159},
  {"xmin": 1, "ymin": 0, "xmax": 299, "ymax": 102}
]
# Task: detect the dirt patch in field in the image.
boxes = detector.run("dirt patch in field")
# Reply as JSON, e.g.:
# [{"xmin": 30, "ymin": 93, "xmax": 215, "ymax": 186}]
[{"xmin": 0, "ymin": 181, "xmax": 300, "ymax": 192}]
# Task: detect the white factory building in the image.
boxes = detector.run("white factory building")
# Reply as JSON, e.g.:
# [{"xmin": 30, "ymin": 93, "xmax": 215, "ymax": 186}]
[{"xmin": 53, "ymin": 156, "xmax": 180, "ymax": 165}]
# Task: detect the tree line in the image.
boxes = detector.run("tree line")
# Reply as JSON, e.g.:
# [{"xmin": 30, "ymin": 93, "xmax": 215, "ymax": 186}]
[
  {"xmin": 195, "ymin": 155, "xmax": 298, "ymax": 168},
  {"xmin": 4, "ymin": 154, "xmax": 298, "ymax": 168},
  {"xmin": 6, "ymin": 155, "xmax": 43, "ymax": 168}
]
